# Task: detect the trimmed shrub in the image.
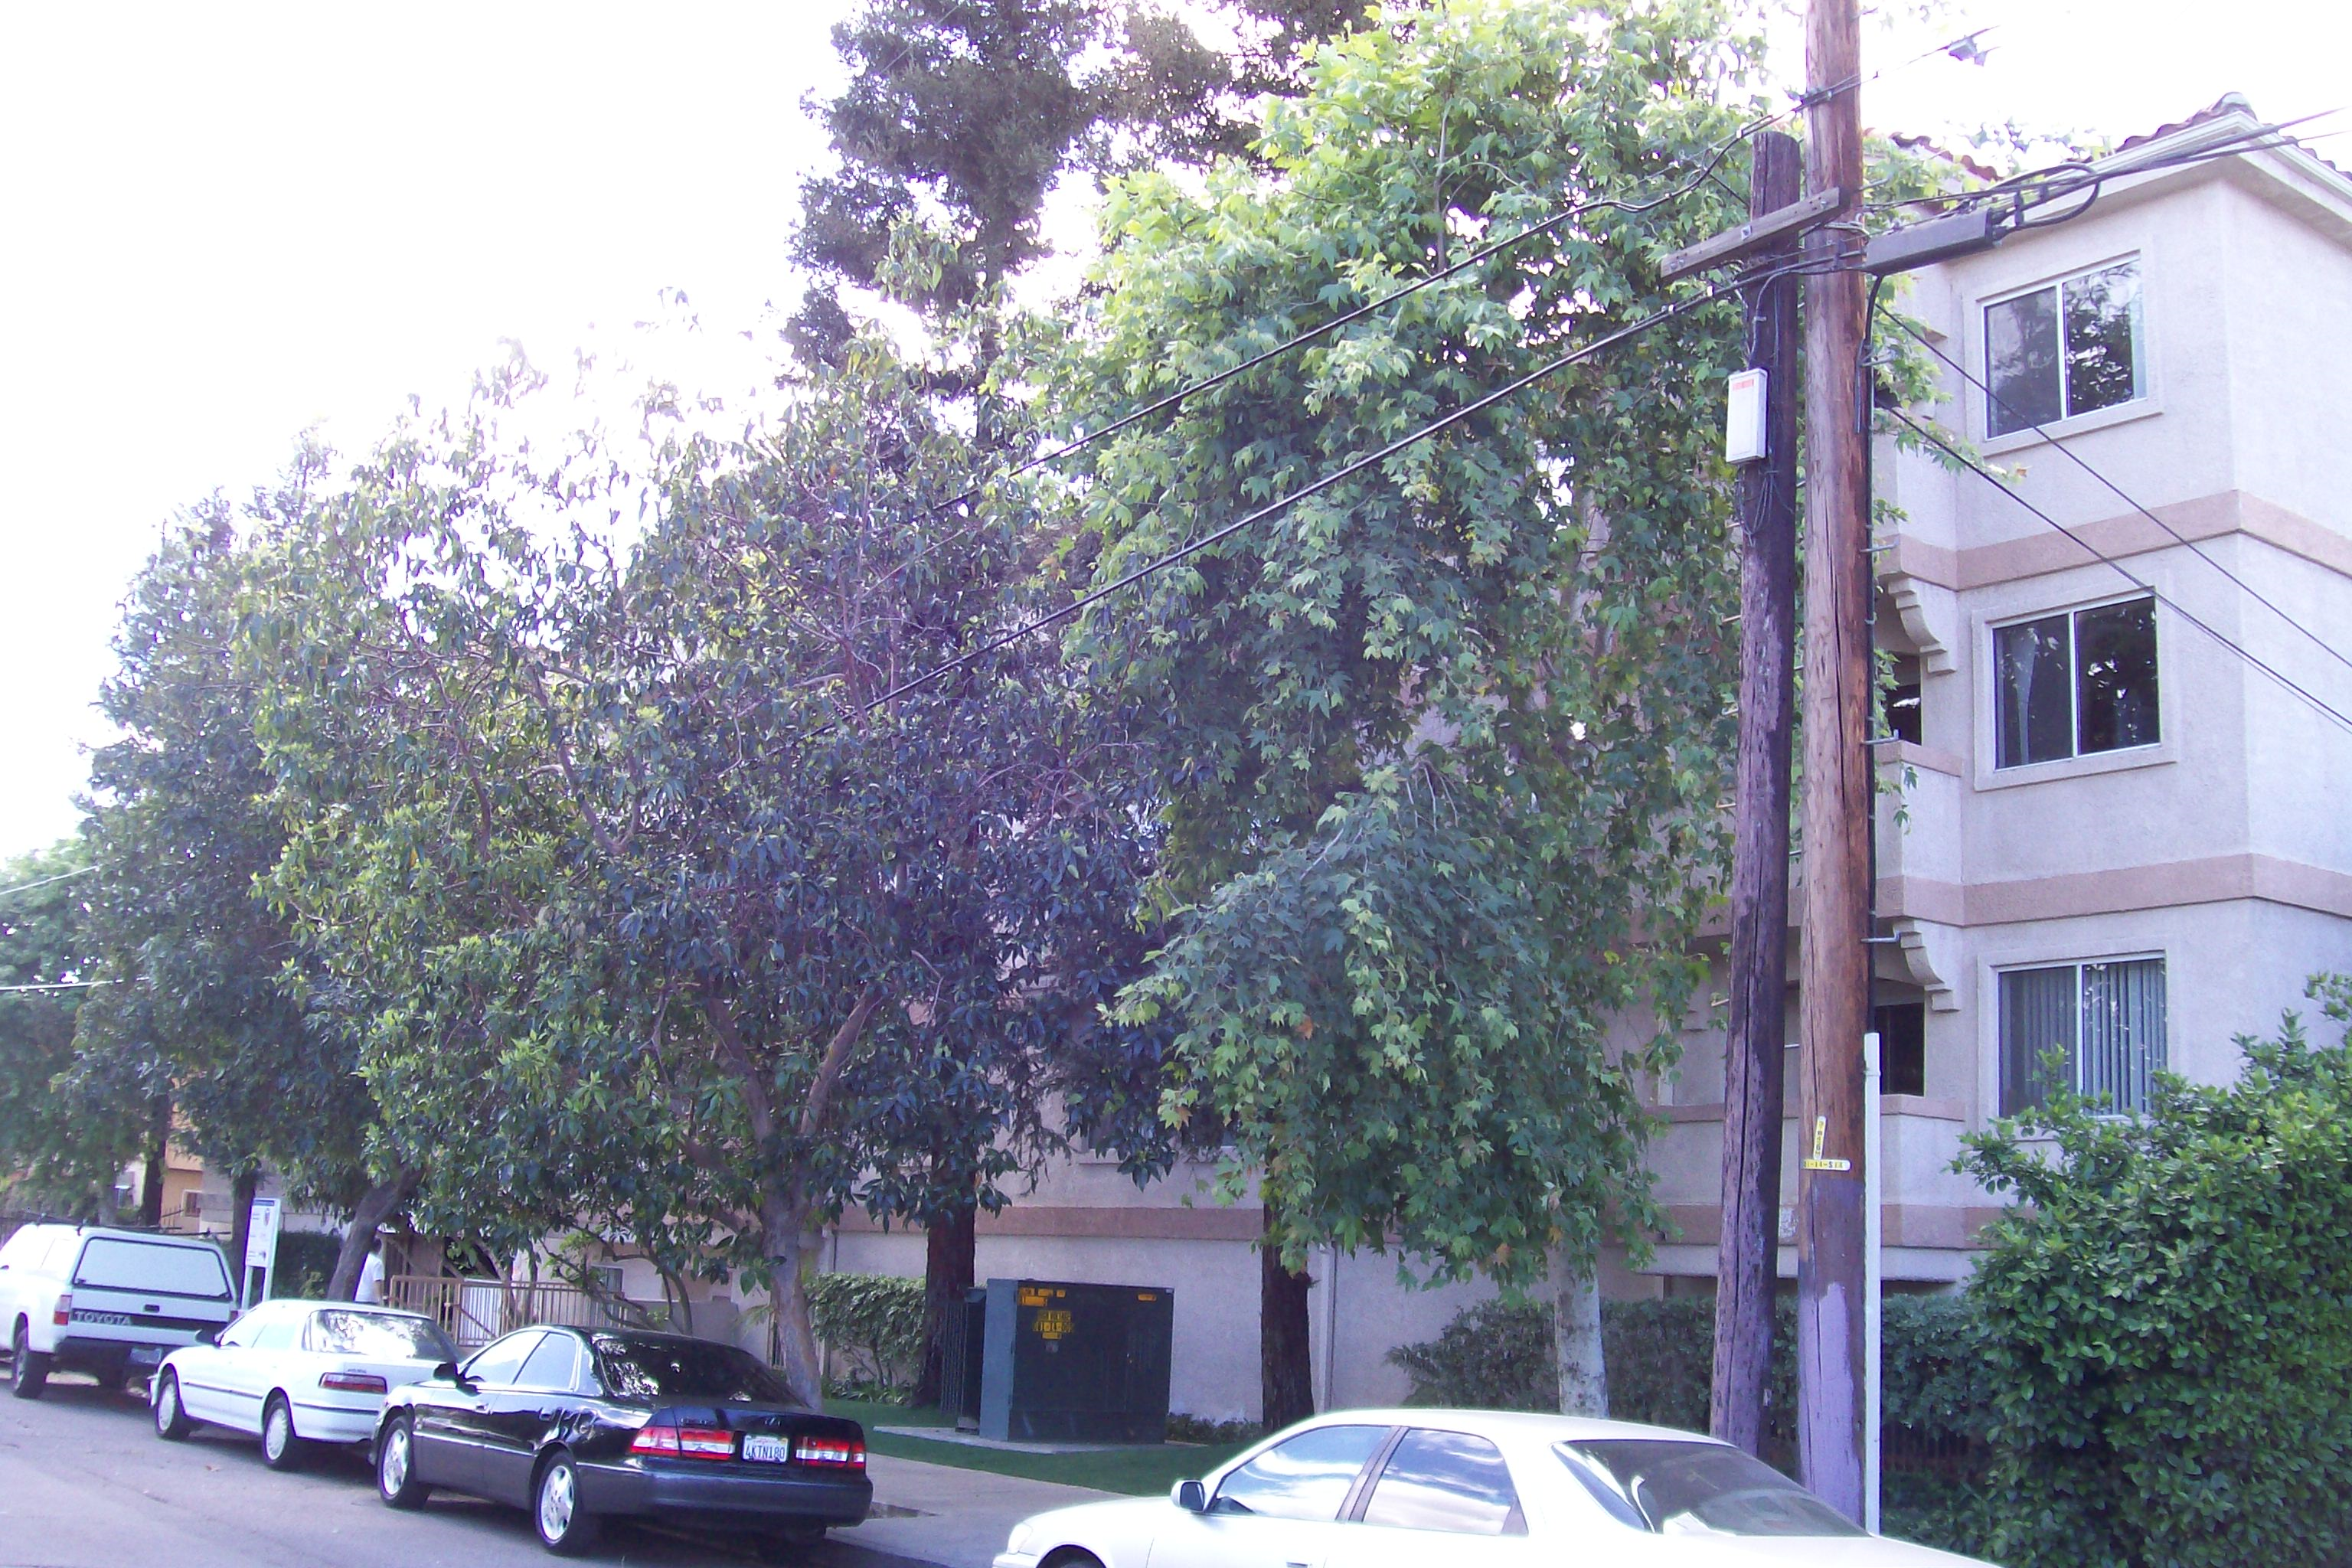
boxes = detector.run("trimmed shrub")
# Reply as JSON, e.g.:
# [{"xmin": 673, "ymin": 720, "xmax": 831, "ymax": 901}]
[
  {"xmin": 1959, "ymin": 1003, "xmax": 2352, "ymax": 1568},
  {"xmin": 267, "ymin": 1230, "xmax": 345, "ymax": 1299},
  {"xmin": 807, "ymin": 1271, "xmax": 926, "ymax": 1398}
]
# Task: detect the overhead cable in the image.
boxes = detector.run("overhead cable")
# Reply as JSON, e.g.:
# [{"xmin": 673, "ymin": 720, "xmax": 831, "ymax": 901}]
[
  {"xmin": 1883, "ymin": 408, "xmax": 2352, "ymax": 737},
  {"xmin": 1878, "ymin": 309, "xmax": 2352, "ymax": 681},
  {"xmin": 0, "ymin": 863, "xmax": 101, "ymax": 903},
  {"xmin": 845, "ymin": 252, "xmax": 1850, "ymax": 724}
]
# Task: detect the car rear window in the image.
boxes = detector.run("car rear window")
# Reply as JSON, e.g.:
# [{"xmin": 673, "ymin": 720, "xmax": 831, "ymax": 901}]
[
  {"xmin": 590, "ymin": 1335, "xmax": 799, "ymax": 1406},
  {"xmin": 307, "ymin": 1309, "xmax": 456, "ymax": 1361},
  {"xmin": 1556, "ymin": 1439, "xmax": 1867, "ymax": 1537},
  {"xmin": 73, "ymin": 1237, "xmax": 232, "ymax": 1300}
]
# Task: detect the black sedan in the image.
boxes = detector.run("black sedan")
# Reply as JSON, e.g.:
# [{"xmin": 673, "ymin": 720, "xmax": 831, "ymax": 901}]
[{"xmin": 372, "ymin": 1325, "xmax": 871, "ymax": 1554}]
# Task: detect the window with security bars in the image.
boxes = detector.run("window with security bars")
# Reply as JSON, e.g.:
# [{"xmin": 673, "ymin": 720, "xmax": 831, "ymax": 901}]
[{"xmin": 1999, "ymin": 957, "xmax": 2167, "ymax": 1116}]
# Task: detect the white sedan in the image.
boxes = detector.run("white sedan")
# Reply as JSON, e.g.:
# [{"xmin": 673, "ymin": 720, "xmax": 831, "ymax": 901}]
[
  {"xmin": 995, "ymin": 1409, "xmax": 1990, "ymax": 1568},
  {"xmin": 151, "ymin": 1298, "xmax": 459, "ymax": 1469}
]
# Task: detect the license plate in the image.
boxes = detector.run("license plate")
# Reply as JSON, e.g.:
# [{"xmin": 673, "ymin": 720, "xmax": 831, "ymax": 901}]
[
  {"xmin": 128, "ymin": 1346, "xmax": 163, "ymax": 1367},
  {"xmin": 740, "ymin": 1434, "xmax": 791, "ymax": 1465}
]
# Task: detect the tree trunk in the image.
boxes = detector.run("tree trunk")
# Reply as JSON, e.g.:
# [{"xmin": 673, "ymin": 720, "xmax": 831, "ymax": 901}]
[
  {"xmin": 138, "ymin": 1104, "xmax": 168, "ymax": 1227},
  {"xmin": 1714, "ymin": 128, "xmax": 1802, "ymax": 1459},
  {"xmin": 1259, "ymin": 1207, "xmax": 1315, "ymax": 1432},
  {"xmin": 914, "ymin": 1200, "xmax": 978, "ymax": 1409},
  {"xmin": 226, "ymin": 1168, "xmax": 260, "ymax": 1308},
  {"xmin": 1550, "ymin": 1242, "xmax": 1609, "ymax": 1416},
  {"xmin": 763, "ymin": 1190, "xmax": 826, "ymax": 1409},
  {"xmin": 326, "ymin": 1171, "xmax": 417, "ymax": 1300}
]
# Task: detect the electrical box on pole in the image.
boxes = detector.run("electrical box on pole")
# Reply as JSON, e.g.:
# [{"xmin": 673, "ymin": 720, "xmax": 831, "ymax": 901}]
[{"xmin": 1725, "ymin": 370, "xmax": 1769, "ymax": 464}]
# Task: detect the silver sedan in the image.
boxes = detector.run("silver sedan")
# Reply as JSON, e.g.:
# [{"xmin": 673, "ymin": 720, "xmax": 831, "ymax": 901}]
[{"xmin": 993, "ymin": 1408, "xmax": 1990, "ymax": 1568}]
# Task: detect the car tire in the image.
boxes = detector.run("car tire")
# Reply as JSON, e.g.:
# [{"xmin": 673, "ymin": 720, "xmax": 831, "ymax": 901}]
[
  {"xmin": 153, "ymin": 1370, "xmax": 194, "ymax": 1440},
  {"xmin": 377, "ymin": 1416, "xmax": 433, "ymax": 1509},
  {"xmin": 533, "ymin": 1451, "xmax": 601, "ymax": 1556},
  {"xmin": 8, "ymin": 1324, "xmax": 47, "ymax": 1400},
  {"xmin": 261, "ymin": 1392, "xmax": 308, "ymax": 1471},
  {"xmin": 1040, "ymin": 1552, "xmax": 1106, "ymax": 1568}
]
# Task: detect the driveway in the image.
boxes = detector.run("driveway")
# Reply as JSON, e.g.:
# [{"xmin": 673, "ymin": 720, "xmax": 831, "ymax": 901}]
[{"xmin": 0, "ymin": 1371, "xmax": 1085, "ymax": 1567}]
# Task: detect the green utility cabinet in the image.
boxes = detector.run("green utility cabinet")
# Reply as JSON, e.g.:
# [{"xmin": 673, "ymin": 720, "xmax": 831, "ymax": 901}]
[{"xmin": 975, "ymin": 1278, "xmax": 1174, "ymax": 1443}]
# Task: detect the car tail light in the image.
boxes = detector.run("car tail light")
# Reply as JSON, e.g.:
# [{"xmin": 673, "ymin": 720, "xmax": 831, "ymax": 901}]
[
  {"xmin": 320, "ymin": 1370, "xmax": 390, "ymax": 1393},
  {"xmin": 629, "ymin": 1424, "xmax": 737, "ymax": 1461},
  {"xmin": 52, "ymin": 1294, "xmax": 70, "ymax": 1327},
  {"xmin": 794, "ymin": 1436, "xmax": 865, "ymax": 1468}
]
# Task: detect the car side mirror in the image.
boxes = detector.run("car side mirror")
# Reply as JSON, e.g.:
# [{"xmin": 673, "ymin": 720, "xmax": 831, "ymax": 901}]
[
  {"xmin": 433, "ymin": 1361, "xmax": 463, "ymax": 1383},
  {"xmin": 195, "ymin": 1328, "xmax": 220, "ymax": 1347},
  {"xmin": 1173, "ymin": 1479, "xmax": 1207, "ymax": 1514}
]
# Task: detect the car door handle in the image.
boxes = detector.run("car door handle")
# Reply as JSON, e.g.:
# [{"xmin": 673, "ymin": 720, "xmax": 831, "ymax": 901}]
[{"xmin": 537, "ymin": 1409, "xmax": 560, "ymax": 1421}]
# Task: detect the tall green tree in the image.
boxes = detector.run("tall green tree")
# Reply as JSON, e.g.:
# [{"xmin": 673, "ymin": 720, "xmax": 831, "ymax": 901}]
[
  {"xmin": 249, "ymin": 343, "xmax": 1165, "ymax": 1404},
  {"xmin": 1057, "ymin": 0, "xmax": 1756, "ymax": 1419},
  {"xmin": 0, "ymin": 840, "xmax": 142, "ymax": 1219},
  {"xmin": 74, "ymin": 495, "xmax": 378, "ymax": 1292}
]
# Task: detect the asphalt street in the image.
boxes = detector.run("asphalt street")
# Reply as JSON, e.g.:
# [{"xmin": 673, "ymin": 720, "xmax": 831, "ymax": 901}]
[{"xmin": 0, "ymin": 1371, "xmax": 933, "ymax": 1568}]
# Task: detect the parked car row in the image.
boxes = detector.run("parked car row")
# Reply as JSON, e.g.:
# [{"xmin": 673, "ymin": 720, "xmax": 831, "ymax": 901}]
[{"xmin": 3, "ymin": 1222, "xmax": 870, "ymax": 1557}]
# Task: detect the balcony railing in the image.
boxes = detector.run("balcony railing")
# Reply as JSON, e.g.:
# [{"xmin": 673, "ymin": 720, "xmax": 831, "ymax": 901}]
[{"xmin": 385, "ymin": 1274, "xmax": 662, "ymax": 1348}]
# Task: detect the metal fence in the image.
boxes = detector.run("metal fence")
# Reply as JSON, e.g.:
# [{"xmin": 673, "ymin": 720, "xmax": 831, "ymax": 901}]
[{"xmin": 385, "ymin": 1275, "xmax": 662, "ymax": 1349}]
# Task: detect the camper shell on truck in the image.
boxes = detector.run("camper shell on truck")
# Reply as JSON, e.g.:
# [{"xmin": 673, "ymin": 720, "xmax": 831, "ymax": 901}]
[{"xmin": 0, "ymin": 1223, "xmax": 237, "ymax": 1397}]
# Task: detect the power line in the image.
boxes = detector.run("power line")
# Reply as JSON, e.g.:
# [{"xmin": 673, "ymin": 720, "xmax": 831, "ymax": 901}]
[
  {"xmin": 1877, "ymin": 308, "xmax": 2352, "ymax": 681},
  {"xmin": 890, "ymin": 21, "xmax": 1998, "ymax": 539},
  {"xmin": 1883, "ymin": 407, "xmax": 2352, "ymax": 737},
  {"xmin": 847, "ymin": 252, "xmax": 1848, "ymax": 722},
  {"xmin": 0, "ymin": 864, "xmax": 100, "ymax": 903},
  {"xmin": 0, "ymin": 978, "xmax": 111, "ymax": 994}
]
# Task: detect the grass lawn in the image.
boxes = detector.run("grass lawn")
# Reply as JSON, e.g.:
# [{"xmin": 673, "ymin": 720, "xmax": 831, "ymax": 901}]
[{"xmin": 825, "ymin": 1397, "xmax": 1253, "ymax": 1495}]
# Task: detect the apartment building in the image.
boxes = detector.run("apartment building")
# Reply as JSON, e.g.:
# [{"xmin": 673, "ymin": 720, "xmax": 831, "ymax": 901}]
[{"xmin": 1648, "ymin": 94, "xmax": 2352, "ymax": 1288}]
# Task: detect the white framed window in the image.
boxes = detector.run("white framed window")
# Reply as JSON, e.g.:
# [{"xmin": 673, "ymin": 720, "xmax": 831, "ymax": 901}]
[
  {"xmin": 1984, "ymin": 257, "xmax": 2145, "ymax": 437},
  {"xmin": 1992, "ymin": 595, "xmax": 2159, "ymax": 769},
  {"xmin": 1998, "ymin": 956, "xmax": 2167, "ymax": 1116}
]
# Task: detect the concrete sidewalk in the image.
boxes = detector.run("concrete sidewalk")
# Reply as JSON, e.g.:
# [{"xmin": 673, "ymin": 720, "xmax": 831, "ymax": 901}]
[{"xmin": 823, "ymin": 1452, "xmax": 1119, "ymax": 1568}]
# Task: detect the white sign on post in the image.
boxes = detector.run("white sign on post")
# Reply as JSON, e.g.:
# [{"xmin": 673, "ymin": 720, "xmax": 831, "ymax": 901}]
[{"xmin": 244, "ymin": 1197, "xmax": 281, "ymax": 1307}]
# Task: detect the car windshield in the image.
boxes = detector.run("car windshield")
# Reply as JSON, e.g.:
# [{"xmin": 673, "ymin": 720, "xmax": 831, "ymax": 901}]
[
  {"xmin": 1557, "ymin": 1439, "xmax": 1867, "ymax": 1537},
  {"xmin": 73, "ymin": 1237, "xmax": 232, "ymax": 1300},
  {"xmin": 308, "ymin": 1309, "xmax": 456, "ymax": 1361},
  {"xmin": 590, "ymin": 1334, "xmax": 800, "ymax": 1406}
]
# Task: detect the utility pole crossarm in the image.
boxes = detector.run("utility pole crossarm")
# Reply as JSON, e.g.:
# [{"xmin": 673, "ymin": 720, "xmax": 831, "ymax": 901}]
[{"xmin": 1658, "ymin": 188, "xmax": 1845, "ymax": 283}]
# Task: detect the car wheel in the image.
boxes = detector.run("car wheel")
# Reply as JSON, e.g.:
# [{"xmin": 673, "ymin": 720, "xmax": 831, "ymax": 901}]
[
  {"xmin": 8, "ymin": 1324, "xmax": 47, "ymax": 1400},
  {"xmin": 533, "ymin": 1451, "xmax": 601, "ymax": 1556},
  {"xmin": 153, "ymin": 1370, "xmax": 194, "ymax": 1440},
  {"xmin": 377, "ymin": 1416, "xmax": 432, "ymax": 1509},
  {"xmin": 261, "ymin": 1392, "xmax": 307, "ymax": 1471},
  {"xmin": 1040, "ymin": 1552, "xmax": 1106, "ymax": 1568}
]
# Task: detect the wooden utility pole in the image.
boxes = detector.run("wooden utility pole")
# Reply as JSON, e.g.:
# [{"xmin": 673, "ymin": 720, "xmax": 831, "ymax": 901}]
[
  {"xmin": 1710, "ymin": 129, "xmax": 1802, "ymax": 1459},
  {"xmin": 1796, "ymin": 0, "xmax": 1871, "ymax": 1522}
]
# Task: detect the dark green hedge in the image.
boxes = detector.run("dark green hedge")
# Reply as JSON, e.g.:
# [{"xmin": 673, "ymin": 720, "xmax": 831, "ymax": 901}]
[
  {"xmin": 1958, "ymin": 1004, "xmax": 2352, "ymax": 1568},
  {"xmin": 266, "ymin": 1230, "xmax": 345, "ymax": 1298}
]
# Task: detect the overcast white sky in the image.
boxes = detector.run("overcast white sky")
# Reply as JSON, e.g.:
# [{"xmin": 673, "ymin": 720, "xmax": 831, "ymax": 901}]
[{"xmin": 2, "ymin": 0, "xmax": 2345, "ymax": 858}]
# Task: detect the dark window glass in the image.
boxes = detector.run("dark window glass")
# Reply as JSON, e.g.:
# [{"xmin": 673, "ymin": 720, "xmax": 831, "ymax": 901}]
[
  {"xmin": 1873, "ymin": 1001, "xmax": 1927, "ymax": 1097},
  {"xmin": 1211, "ymin": 1424, "xmax": 1389, "ymax": 1521},
  {"xmin": 1557, "ymin": 1439, "xmax": 1866, "ymax": 1537},
  {"xmin": 517, "ymin": 1333, "xmax": 581, "ymax": 1391},
  {"xmin": 1985, "ymin": 286, "xmax": 2062, "ymax": 436},
  {"xmin": 462, "ymin": 1331, "xmax": 542, "ymax": 1388},
  {"xmin": 1994, "ymin": 614, "xmax": 2073, "ymax": 766},
  {"xmin": 305, "ymin": 1309, "xmax": 456, "ymax": 1361},
  {"xmin": 2062, "ymin": 263, "xmax": 2144, "ymax": 416},
  {"xmin": 589, "ymin": 1334, "xmax": 797, "ymax": 1406},
  {"xmin": 1360, "ymin": 1429, "xmax": 1524, "ymax": 1535},
  {"xmin": 1883, "ymin": 678, "xmax": 1922, "ymax": 745},
  {"xmin": 2075, "ymin": 598, "xmax": 2159, "ymax": 753}
]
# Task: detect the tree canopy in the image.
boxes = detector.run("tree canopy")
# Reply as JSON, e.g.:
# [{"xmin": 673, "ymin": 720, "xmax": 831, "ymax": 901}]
[{"xmin": 1057, "ymin": 0, "xmax": 1759, "ymax": 1284}]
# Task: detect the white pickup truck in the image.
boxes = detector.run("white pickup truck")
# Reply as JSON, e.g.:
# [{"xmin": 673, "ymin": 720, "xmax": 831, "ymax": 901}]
[{"xmin": 0, "ymin": 1223, "xmax": 238, "ymax": 1397}]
